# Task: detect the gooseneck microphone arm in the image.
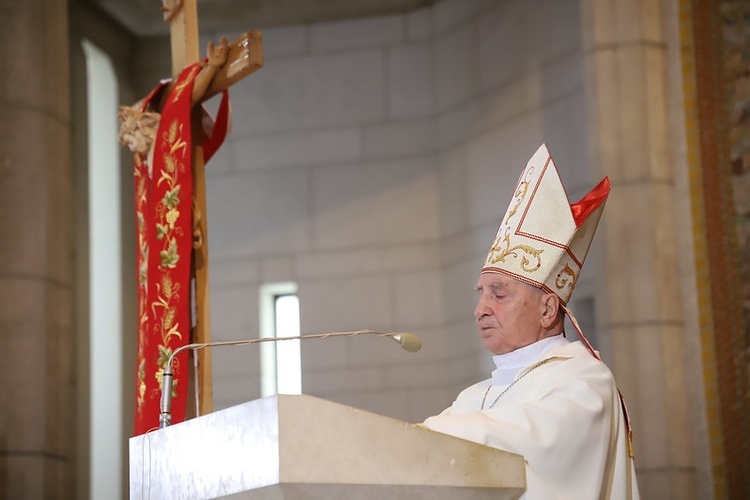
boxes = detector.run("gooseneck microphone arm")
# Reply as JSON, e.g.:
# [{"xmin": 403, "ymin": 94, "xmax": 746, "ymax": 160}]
[{"xmin": 159, "ymin": 329, "xmax": 422, "ymax": 429}]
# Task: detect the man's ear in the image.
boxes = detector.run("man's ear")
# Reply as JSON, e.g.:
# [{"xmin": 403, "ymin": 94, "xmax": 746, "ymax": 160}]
[{"xmin": 540, "ymin": 293, "xmax": 560, "ymax": 329}]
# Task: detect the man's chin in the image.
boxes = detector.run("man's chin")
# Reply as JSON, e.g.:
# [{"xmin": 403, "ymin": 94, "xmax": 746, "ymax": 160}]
[
  {"xmin": 480, "ymin": 336, "xmax": 517, "ymax": 355},
  {"xmin": 479, "ymin": 336, "xmax": 503, "ymax": 355}
]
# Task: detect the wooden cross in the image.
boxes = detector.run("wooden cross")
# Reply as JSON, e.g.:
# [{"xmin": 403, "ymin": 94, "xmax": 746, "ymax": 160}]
[{"xmin": 161, "ymin": 0, "xmax": 263, "ymax": 417}]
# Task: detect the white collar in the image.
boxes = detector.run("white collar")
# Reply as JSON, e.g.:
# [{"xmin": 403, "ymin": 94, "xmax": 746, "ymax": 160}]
[{"xmin": 490, "ymin": 334, "xmax": 570, "ymax": 385}]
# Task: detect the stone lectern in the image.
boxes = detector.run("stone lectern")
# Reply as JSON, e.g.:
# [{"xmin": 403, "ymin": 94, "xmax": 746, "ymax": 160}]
[{"xmin": 129, "ymin": 394, "xmax": 526, "ymax": 499}]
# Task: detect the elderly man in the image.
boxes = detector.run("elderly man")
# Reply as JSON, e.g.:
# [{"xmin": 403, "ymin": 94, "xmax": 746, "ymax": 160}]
[{"xmin": 424, "ymin": 144, "xmax": 639, "ymax": 499}]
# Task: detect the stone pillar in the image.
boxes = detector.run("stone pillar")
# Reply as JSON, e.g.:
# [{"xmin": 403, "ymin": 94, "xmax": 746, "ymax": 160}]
[
  {"xmin": 0, "ymin": 1, "xmax": 75, "ymax": 498},
  {"xmin": 580, "ymin": 0, "xmax": 695, "ymax": 498}
]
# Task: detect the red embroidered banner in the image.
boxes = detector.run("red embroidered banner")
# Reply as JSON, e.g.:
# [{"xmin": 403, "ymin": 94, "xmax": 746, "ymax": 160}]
[
  {"xmin": 131, "ymin": 63, "xmax": 230, "ymax": 435},
  {"xmin": 131, "ymin": 81, "xmax": 167, "ymax": 436}
]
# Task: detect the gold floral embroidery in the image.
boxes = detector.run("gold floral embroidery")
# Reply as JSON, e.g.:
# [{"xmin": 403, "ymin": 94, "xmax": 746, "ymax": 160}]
[
  {"xmin": 137, "ymin": 358, "xmax": 146, "ymax": 410},
  {"xmin": 487, "ymin": 226, "xmax": 544, "ymax": 272},
  {"xmin": 133, "ymin": 154, "xmax": 151, "ymax": 416},
  {"xmin": 503, "ymin": 167, "xmax": 533, "ymax": 226},
  {"xmin": 484, "ymin": 166, "xmax": 544, "ymax": 273},
  {"xmin": 555, "ymin": 263, "xmax": 577, "ymax": 290},
  {"xmin": 170, "ymin": 66, "xmax": 201, "ymax": 104},
  {"xmin": 148, "ymin": 116, "xmax": 189, "ymax": 401}
]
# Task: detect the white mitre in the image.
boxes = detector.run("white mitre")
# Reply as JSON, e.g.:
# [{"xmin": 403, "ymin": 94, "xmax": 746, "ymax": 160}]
[{"xmin": 482, "ymin": 143, "xmax": 609, "ymax": 305}]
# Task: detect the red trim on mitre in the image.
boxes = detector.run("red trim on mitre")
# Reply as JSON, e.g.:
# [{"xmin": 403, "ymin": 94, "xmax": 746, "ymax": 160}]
[
  {"xmin": 517, "ymin": 155, "xmax": 552, "ymax": 234},
  {"xmin": 570, "ymin": 177, "xmax": 610, "ymax": 227},
  {"xmin": 480, "ymin": 266, "xmax": 566, "ymax": 305},
  {"xmin": 516, "ymin": 154, "xmax": 571, "ymax": 249}
]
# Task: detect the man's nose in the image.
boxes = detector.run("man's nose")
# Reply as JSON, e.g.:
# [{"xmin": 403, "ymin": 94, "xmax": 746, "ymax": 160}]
[{"xmin": 475, "ymin": 295, "xmax": 491, "ymax": 320}]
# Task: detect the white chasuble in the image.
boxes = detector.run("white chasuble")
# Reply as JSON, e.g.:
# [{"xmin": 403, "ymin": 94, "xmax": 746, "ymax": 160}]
[{"xmin": 424, "ymin": 341, "xmax": 639, "ymax": 500}]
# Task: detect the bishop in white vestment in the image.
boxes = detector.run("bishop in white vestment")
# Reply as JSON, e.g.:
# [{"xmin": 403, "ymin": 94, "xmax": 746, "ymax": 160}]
[{"xmin": 423, "ymin": 144, "xmax": 639, "ymax": 499}]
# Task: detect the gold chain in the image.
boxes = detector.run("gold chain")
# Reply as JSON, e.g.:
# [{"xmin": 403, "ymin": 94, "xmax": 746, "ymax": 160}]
[{"xmin": 480, "ymin": 356, "xmax": 562, "ymax": 410}]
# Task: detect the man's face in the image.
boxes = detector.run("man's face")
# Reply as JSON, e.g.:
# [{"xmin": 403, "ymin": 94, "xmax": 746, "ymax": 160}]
[{"xmin": 474, "ymin": 273, "xmax": 548, "ymax": 355}]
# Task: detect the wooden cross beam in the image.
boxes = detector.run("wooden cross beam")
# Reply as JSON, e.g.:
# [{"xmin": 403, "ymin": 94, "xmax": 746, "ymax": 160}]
[{"xmin": 161, "ymin": 0, "xmax": 263, "ymax": 417}]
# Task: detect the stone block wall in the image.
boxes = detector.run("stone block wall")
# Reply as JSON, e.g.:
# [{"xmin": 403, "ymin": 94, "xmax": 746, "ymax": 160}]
[{"xmin": 128, "ymin": 0, "xmax": 595, "ymax": 426}]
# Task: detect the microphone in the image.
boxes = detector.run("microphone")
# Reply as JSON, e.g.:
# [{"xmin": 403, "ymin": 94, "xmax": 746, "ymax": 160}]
[
  {"xmin": 391, "ymin": 332, "xmax": 422, "ymax": 353},
  {"xmin": 159, "ymin": 329, "xmax": 422, "ymax": 428}
]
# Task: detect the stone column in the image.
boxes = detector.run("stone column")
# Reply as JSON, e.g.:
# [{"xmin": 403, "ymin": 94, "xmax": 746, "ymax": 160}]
[
  {"xmin": 580, "ymin": 0, "xmax": 695, "ymax": 498},
  {"xmin": 0, "ymin": 1, "xmax": 75, "ymax": 498}
]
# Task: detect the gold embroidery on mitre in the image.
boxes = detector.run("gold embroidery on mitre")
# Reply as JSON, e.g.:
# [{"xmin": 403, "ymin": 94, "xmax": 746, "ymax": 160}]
[
  {"xmin": 555, "ymin": 263, "xmax": 577, "ymax": 290},
  {"xmin": 503, "ymin": 167, "xmax": 534, "ymax": 226},
  {"xmin": 486, "ymin": 227, "xmax": 544, "ymax": 272}
]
